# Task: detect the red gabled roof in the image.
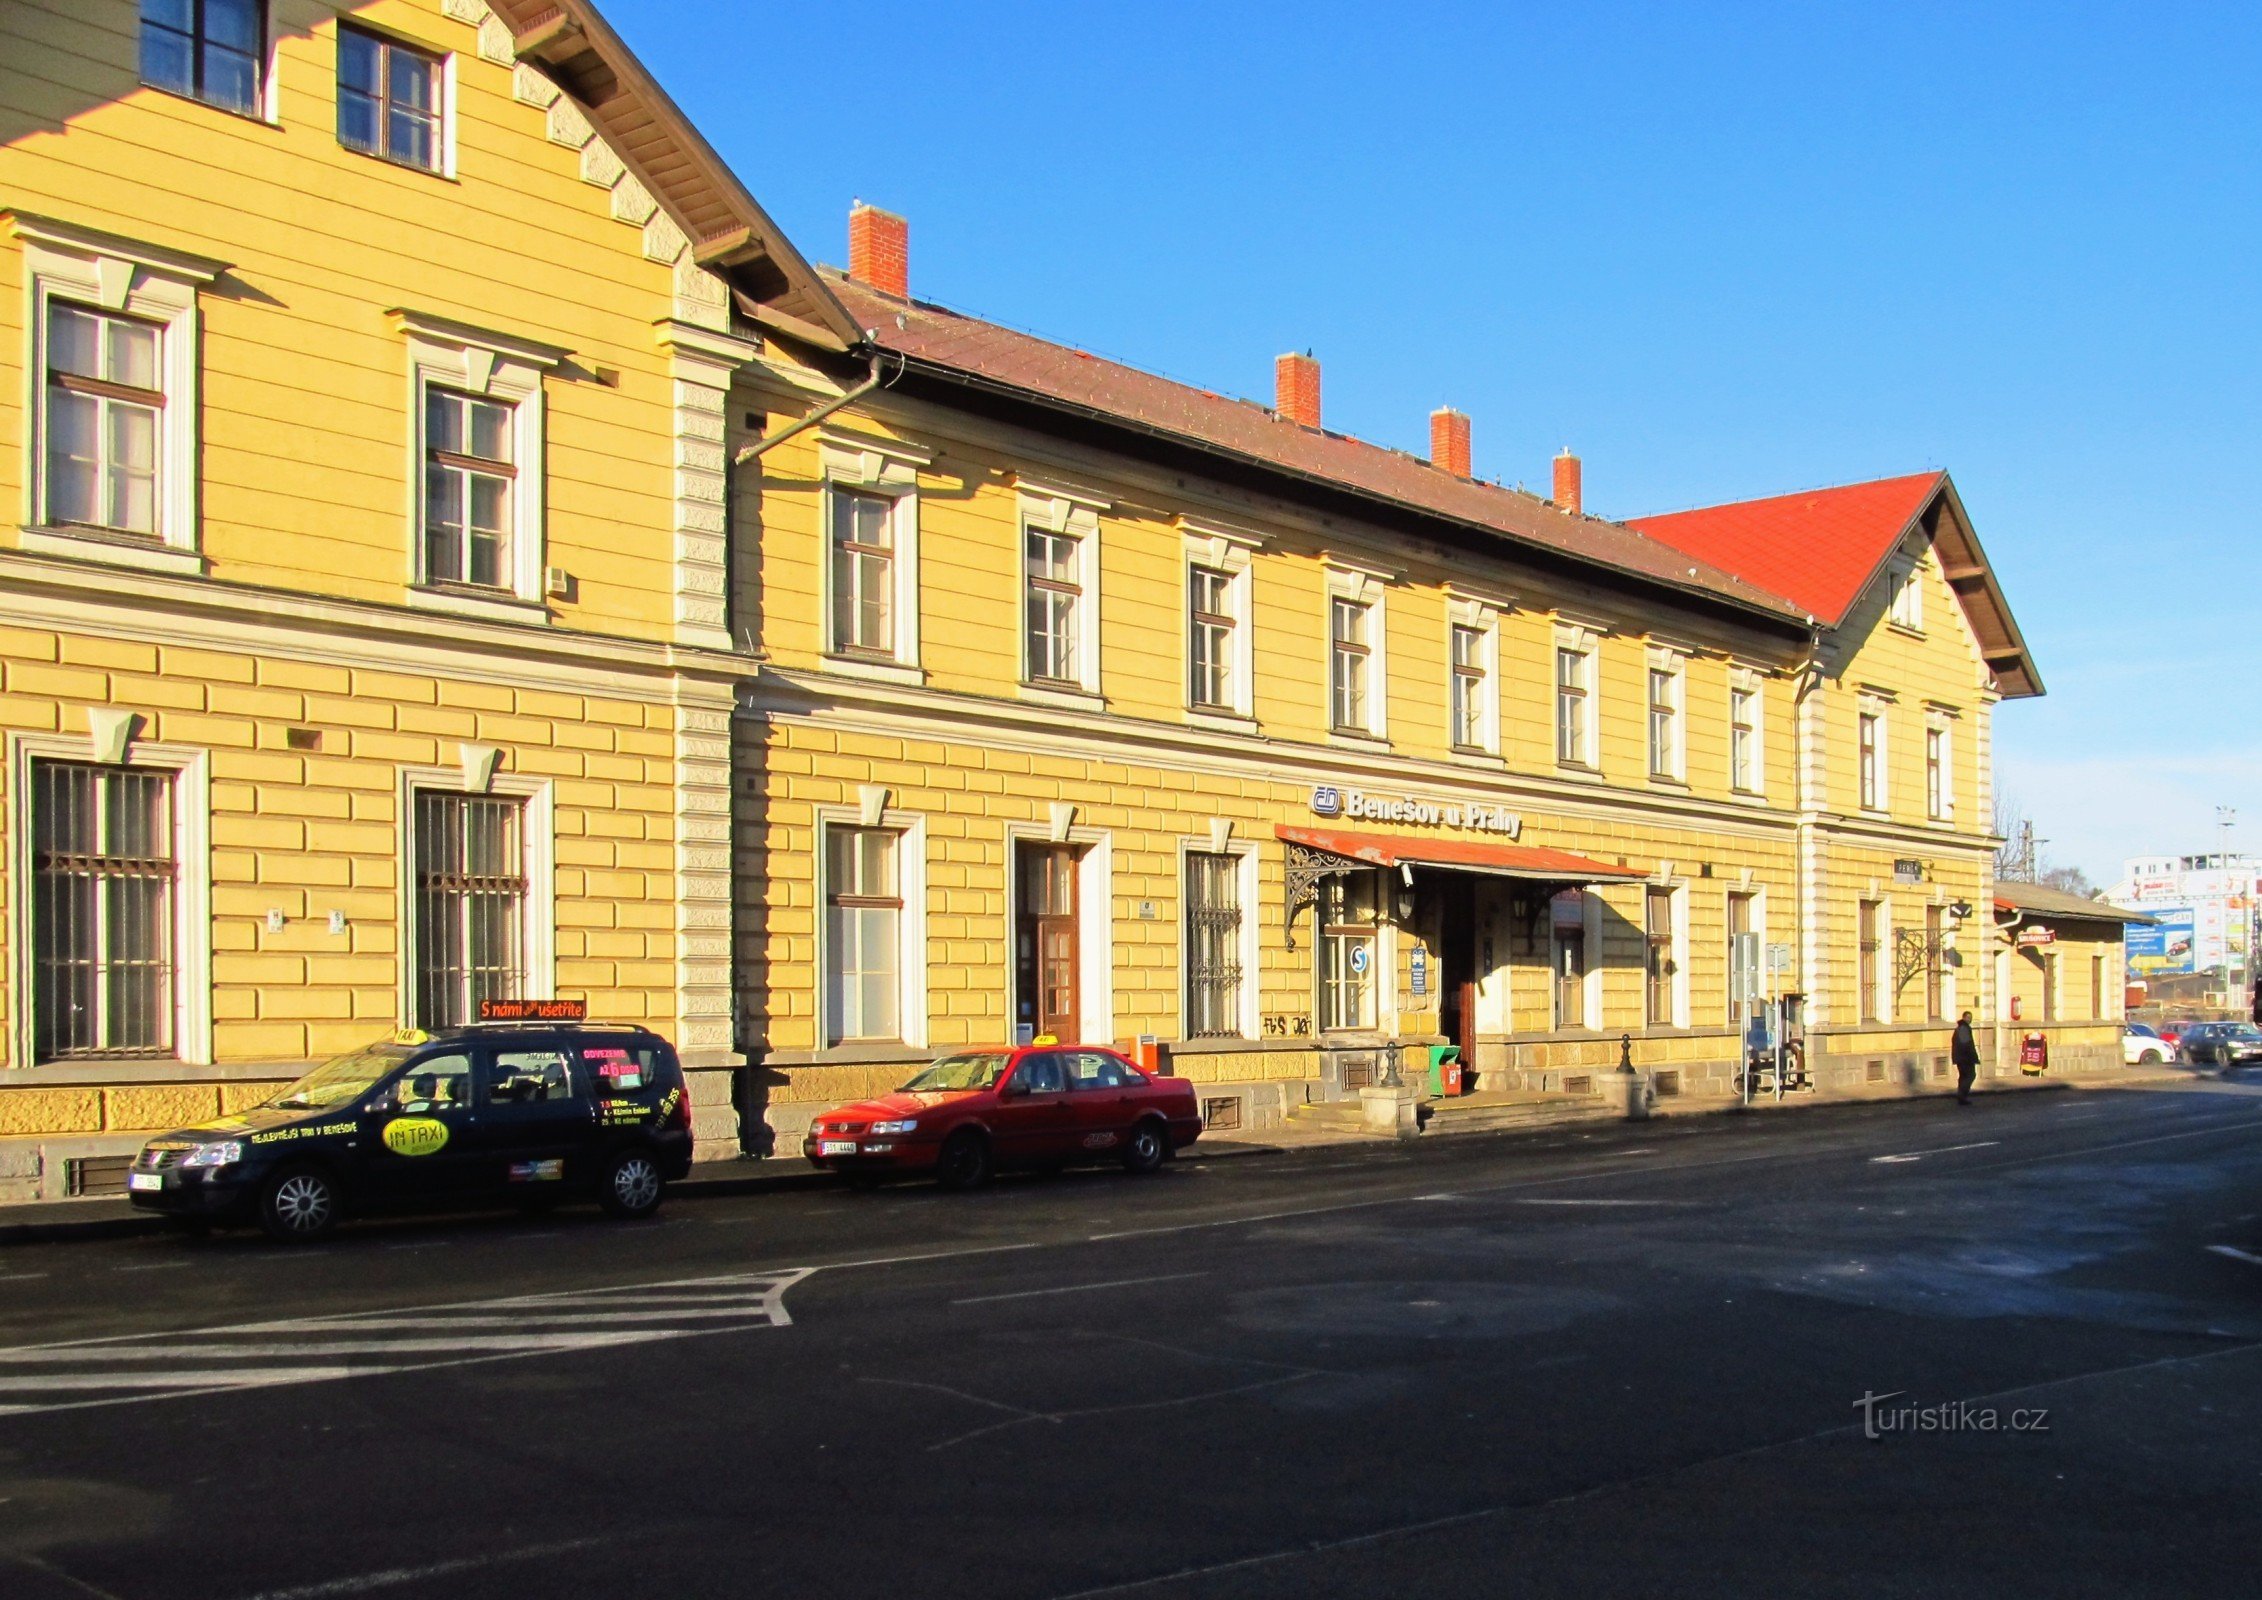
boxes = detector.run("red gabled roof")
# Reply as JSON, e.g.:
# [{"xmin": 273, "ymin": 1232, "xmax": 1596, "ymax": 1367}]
[{"xmin": 1625, "ymin": 472, "xmax": 1943, "ymax": 627}]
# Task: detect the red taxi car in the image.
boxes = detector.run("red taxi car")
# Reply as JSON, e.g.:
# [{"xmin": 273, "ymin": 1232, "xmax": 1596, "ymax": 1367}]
[{"xmin": 802, "ymin": 1044, "xmax": 1202, "ymax": 1189}]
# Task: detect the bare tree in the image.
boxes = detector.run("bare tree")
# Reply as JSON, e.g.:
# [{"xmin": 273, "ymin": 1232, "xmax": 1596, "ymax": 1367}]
[{"xmin": 1993, "ymin": 792, "xmax": 2097, "ymax": 895}]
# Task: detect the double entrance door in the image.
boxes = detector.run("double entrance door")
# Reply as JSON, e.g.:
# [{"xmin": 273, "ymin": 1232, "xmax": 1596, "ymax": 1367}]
[{"xmin": 1015, "ymin": 842, "xmax": 1081, "ymax": 1043}]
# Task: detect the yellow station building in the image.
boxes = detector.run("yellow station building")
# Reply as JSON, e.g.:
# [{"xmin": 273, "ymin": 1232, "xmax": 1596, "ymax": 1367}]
[{"xmin": 0, "ymin": 0, "xmax": 2128, "ymax": 1198}]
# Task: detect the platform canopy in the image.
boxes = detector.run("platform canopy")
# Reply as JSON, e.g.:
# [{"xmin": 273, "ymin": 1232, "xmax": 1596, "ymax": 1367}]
[{"xmin": 1275, "ymin": 825, "xmax": 1647, "ymax": 885}]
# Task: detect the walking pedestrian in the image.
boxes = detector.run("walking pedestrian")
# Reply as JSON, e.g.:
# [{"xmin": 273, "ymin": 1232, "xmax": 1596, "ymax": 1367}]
[{"xmin": 1952, "ymin": 1011, "xmax": 1981, "ymax": 1104}]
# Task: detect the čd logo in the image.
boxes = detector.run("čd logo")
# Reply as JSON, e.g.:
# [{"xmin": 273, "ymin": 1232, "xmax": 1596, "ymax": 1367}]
[{"xmin": 382, "ymin": 1117, "xmax": 451, "ymax": 1157}]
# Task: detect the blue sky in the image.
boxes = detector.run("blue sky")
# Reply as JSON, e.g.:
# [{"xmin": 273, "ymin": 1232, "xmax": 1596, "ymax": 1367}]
[{"xmin": 610, "ymin": 0, "xmax": 2262, "ymax": 884}]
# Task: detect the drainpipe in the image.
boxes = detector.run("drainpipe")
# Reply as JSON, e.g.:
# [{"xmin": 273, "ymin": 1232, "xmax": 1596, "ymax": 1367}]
[{"xmin": 734, "ymin": 347, "xmax": 900, "ymax": 465}]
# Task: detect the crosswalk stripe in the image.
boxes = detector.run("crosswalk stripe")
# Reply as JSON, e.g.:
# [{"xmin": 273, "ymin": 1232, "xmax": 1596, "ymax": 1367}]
[{"xmin": 0, "ymin": 1266, "xmax": 812, "ymax": 1417}]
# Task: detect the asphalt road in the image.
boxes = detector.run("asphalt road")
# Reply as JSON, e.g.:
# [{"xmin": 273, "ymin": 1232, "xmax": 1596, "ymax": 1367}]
[{"xmin": 5, "ymin": 1081, "xmax": 2262, "ymax": 1600}]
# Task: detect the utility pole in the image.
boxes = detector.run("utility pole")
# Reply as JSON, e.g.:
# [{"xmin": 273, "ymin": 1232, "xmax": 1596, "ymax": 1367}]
[{"xmin": 2219, "ymin": 807, "xmax": 2242, "ymax": 1009}]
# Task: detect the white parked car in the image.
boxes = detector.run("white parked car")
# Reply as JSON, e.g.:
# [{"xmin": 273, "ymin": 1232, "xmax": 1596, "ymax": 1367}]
[{"xmin": 2123, "ymin": 1023, "xmax": 2173, "ymax": 1065}]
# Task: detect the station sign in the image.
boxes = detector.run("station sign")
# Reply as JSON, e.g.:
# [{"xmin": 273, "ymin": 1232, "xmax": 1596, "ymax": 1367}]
[
  {"xmin": 1310, "ymin": 784, "xmax": 1520, "ymax": 837},
  {"xmin": 2015, "ymin": 927, "xmax": 2056, "ymax": 948}
]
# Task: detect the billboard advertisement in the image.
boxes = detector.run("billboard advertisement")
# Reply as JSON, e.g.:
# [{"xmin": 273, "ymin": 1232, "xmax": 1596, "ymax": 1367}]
[{"xmin": 2126, "ymin": 907, "xmax": 2197, "ymax": 976}]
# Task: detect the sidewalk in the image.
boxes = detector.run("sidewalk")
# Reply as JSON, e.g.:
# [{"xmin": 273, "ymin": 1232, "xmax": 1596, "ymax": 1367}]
[{"xmin": 0, "ymin": 1066, "xmax": 2207, "ymax": 1245}]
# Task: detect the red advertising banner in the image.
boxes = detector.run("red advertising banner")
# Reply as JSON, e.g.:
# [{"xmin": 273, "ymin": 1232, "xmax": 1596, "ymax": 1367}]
[{"xmin": 477, "ymin": 998, "xmax": 589, "ymax": 1022}]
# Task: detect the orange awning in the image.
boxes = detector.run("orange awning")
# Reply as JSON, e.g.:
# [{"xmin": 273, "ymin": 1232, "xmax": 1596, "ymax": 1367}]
[{"xmin": 1276, "ymin": 825, "xmax": 1646, "ymax": 884}]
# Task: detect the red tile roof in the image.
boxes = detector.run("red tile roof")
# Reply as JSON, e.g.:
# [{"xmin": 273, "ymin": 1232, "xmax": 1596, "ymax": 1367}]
[
  {"xmin": 1624, "ymin": 472, "xmax": 1944, "ymax": 626},
  {"xmin": 823, "ymin": 274, "xmax": 1808, "ymax": 628}
]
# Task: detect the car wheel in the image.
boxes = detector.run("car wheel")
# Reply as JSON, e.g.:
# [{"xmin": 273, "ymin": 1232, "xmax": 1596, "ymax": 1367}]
[
  {"xmin": 1120, "ymin": 1118, "xmax": 1169, "ymax": 1175},
  {"xmin": 258, "ymin": 1166, "xmax": 339, "ymax": 1243},
  {"xmin": 2141, "ymin": 1049, "xmax": 2165, "ymax": 1065},
  {"xmin": 599, "ymin": 1148, "xmax": 665, "ymax": 1219},
  {"xmin": 935, "ymin": 1130, "xmax": 993, "ymax": 1192}
]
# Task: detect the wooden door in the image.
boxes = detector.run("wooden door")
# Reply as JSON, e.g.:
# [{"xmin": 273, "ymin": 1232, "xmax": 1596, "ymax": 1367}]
[
  {"xmin": 1437, "ymin": 877, "xmax": 1478, "ymax": 1064},
  {"xmin": 1015, "ymin": 843, "xmax": 1081, "ymax": 1042}
]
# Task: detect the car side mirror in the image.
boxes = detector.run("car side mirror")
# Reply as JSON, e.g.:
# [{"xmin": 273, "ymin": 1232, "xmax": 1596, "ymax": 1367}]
[
  {"xmin": 1001, "ymin": 1077, "xmax": 1028, "ymax": 1099},
  {"xmin": 364, "ymin": 1088, "xmax": 399, "ymax": 1116}
]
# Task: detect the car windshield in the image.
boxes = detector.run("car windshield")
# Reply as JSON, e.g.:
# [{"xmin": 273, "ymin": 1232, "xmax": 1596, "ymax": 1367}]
[
  {"xmin": 899, "ymin": 1053, "xmax": 1012, "ymax": 1093},
  {"xmin": 265, "ymin": 1044, "xmax": 411, "ymax": 1111}
]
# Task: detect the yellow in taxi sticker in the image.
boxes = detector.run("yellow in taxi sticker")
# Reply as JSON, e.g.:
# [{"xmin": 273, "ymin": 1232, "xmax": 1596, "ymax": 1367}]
[
  {"xmin": 391, "ymin": 1027, "xmax": 432, "ymax": 1046},
  {"xmin": 381, "ymin": 1116, "xmax": 450, "ymax": 1157}
]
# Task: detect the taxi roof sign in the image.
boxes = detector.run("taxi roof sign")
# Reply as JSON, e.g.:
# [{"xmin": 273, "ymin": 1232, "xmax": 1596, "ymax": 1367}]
[{"xmin": 476, "ymin": 998, "xmax": 589, "ymax": 1022}]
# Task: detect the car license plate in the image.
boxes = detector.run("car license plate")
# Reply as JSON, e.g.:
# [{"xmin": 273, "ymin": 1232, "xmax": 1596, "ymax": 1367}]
[
  {"xmin": 818, "ymin": 1139, "xmax": 858, "ymax": 1157},
  {"xmin": 127, "ymin": 1172, "xmax": 163, "ymax": 1192}
]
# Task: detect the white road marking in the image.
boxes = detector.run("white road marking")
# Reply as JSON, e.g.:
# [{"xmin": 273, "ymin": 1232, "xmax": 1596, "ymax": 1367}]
[
  {"xmin": 1515, "ymin": 1198, "xmax": 1692, "ymax": 1208},
  {"xmin": 2207, "ymin": 1244, "xmax": 2262, "ymax": 1268},
  {"xmin": 0, "ymin": 1272, "xmax": 49, "ymax": 1282},
  {"xmin": 232, "ymin": 1536, "xmax": 605, "ymax": 1600},
  {"xmin": 0, "ymin": 1267, "xmax": 811, "ymax": 1417},
  {"xmin": 953, "ymin": 1272, "xmax": 1207, "ymax": 1306},
  {"xmin": 1870, "ymin": 1140, "xmax": 2001, "ymax": 1164}
]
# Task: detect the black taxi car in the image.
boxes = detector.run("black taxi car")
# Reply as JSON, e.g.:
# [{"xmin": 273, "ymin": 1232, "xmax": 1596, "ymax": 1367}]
[{"xmin": 126, "ymin": 1005, "xmax": 694, "ymax": 1241}]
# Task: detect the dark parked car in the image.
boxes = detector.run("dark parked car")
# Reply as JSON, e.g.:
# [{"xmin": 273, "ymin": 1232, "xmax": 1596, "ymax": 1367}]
[{"xmin": 128, "ymin": 1016, "xmax": 694, "ymax": 1240}]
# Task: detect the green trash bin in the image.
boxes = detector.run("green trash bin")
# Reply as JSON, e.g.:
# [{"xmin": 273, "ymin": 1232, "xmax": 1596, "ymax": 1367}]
[{"xmin": 1428, "ymin": 1043, "xmax": 1463, "ymax": 1096}]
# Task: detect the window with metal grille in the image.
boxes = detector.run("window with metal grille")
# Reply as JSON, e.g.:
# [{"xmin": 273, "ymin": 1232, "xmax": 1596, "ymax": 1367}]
[
  {"xmin": 1185, "ymin": 852, "xmax": 1244, "ymax": 1037},
  {"xmin": 141, "ymin": 0, "xmax": 265, "ymax": 116},
  {"xmin": 1450, "ymin": 624, "xmax": 1487, "ymax": 750},
  {"xmin": 1858, "ymin": 899, "xmax": 1882, "ymax": 1022},
  {"xmin": 825, "ymin": 825, "xmax": 902, "ymax": 1044},
  {"xmin": 338, "ymin": 25, "xmax": 442, "ymax": 172},
  {"xmin": 830, "ymin": 487, "xmax": 895, "ymax": 655},
  {"xmin": 1329, "ymin": 598, "xmax": 1371, "ymax": 733},
  {"xmin": 1188, "ymin": 566, "xmax": 1235, "ymax": 710},
  {"xmin": 1025, "ymin": 525, "xmax": 1082, "ymax": 685},
  {"xmin": 423, "ymin": 388, "xmax": 514, "ymax": 590},
  {"xmin": 1924, "ymin": 904, "xmax": 1945, "ymax": 1022},
  {"xmin": 413, "ymin": 791, "xmax": 527, "ymax": 1030},
  {"xmin": 32, "ymin": 761, "xmax": 177, "ymax": 1062},
  {"xmin": 45, "ymin": 303, "xmax": 164, "ymax": 538}
]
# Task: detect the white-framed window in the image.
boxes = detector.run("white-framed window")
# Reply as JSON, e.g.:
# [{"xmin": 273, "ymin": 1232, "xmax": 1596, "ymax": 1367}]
[
  {"xmin": 1729, "ymin": 675, "xmax": 1764, "ymax": 796},
  {"xmin": 1858, "ymin": 898, "xmax": 1885, "ymax": 1023},
  {"xmin": 1554, "ymin": 634, "xmax": 1597, "ymax": 768},
  {"xmin": 818, "ymin": 432, "xmax": 925, "ymax": 680},
  {"xmin": 1324, "ymin": 565, "xmax": 1390, "ymax": 740},
  {"xmin": 1445, "ymin": 597, "xmax": 1501, "ymax": 755},
  {"xmin": 12, "ymin": 213, "xmax": 222, "ymax": 577},
  {"xmin": 1330, "ymin": 598, "xmax": 1373, "ymax": 733},
  {"xmin": 1018, "ymin": 483, "xmax": 1105, "ymax": 698},
  {"xmin": 141, "ymin": 0, "xmax": 269, "ymax": 119},
  {"xmin": 1317, "ymin": 870, "xmax": 1381, "ymax": 1032},
  {"xmin": 1857, "ymin": 706, "xmax": 1887, "ymax": 812},
  {"xmin": 1550, "ymin": 889, "xmax": 1596, "ymax": 1029},
  {"xmin": 1644, "ymin": 884, "xmax": 1688, "ymax": 1029},
  {"xmin": 393, "ymin": 311, "xmax": 563, "ymax": 620},
  {"xmin": 1181, "ymin": 522, "xmax": 1261, "ymax": 722},
  {"xmin": 1183, "ymin": 845, "xmax": 1257, "ymax": 1039},
  {"xmin": 817, "ymin": 809, "xmax": 928, "ymax": 1049},
  {"xmin": 400, "ymin": 763, "xmax": 554, "ymax": 1032},
  {"xmin": 1646, "ymin": 656, "xmax": 1685, "ymax": 781},
  {"xmin": 1926, "ymin": 716, "xmax": 1955, "ymax": 821},
  {"xmin": 338, "ymin": 23, "xmax": 449, "ymax": 176},
  {"xmin": 1726, "ymin": 889, "xmax": 1763, "ymax": 1025},
  {"xmin": 1888, "ymin": 560, "xmax": 1924, "ymax": 631},
  {"xmin": 12, "ymin": 726, "xmax": 212, "ymax": 1068}
]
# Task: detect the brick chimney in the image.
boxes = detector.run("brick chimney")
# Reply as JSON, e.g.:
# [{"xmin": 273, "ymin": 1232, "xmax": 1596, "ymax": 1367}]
[
  {"xmin": 1275, "ymin": 351, "xmax": 1321, "ymax": 429},
  {"xmin": 1553, "ymin": 447, "xmax": 1582, "ymax": 515},
  {"xmin": 848, "ymin": 202, "xmax": 908, "ymax": 298},
  {"xmin": 1430, "ymin": 408, "xmax": 1470, "ymax": 477}
]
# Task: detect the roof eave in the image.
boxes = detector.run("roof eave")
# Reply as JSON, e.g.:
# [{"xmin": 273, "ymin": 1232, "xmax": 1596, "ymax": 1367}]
[
  {"xmin": 488, "ymin": 0, "xmax": 862, "ymax": 348},
  {"xmin": 882, "ymin": 348, "xmax": 1811, "ymax": 638}
]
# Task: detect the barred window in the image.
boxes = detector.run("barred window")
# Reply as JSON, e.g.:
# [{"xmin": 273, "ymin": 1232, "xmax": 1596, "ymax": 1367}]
[
  {"xmin": 45, "ymin": 303, "xmax": 163, "ymax": 538},
  {"xmin": 829, "ymin": 488, "xmax": 896, "ymax": 655},
  {"xmin": 141, "ymin": 0, "xmax": 265, "ymax": 117},
  {"xmin": 338, "ymin": 25, "xmax": 442, "ymax": 173},
  {"xmin": 32, "ymin": 761, "xmax": 177, "ymax": 1062},
  {"xmin": 1185, "ymin": 852, "xmax": 1244, "ymax": 1037},
  {"xmin": 414, "ymin": 791, "xmax": 527, "ymax": 1030},
  {"xmin": 423, "ymin": 388, "xmax": 514, "ymax": 590},
  {"xmin": 1858, "ymin": 899, "xmax": 1882, "ymax": 1023},
  {"xmin": 826, "ymin": 827, "xmax": 902, "ymax": 1043}
]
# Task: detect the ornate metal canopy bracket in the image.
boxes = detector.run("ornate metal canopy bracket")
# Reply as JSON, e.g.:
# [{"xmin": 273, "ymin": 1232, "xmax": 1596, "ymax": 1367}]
[
  {"xmin": 1893, "ymin": 926, "xmax": 1963, "ymax": 994},
  {"xmin": 1284, "ymin": 842, "xmax": 1362, "ymax": 951}
]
